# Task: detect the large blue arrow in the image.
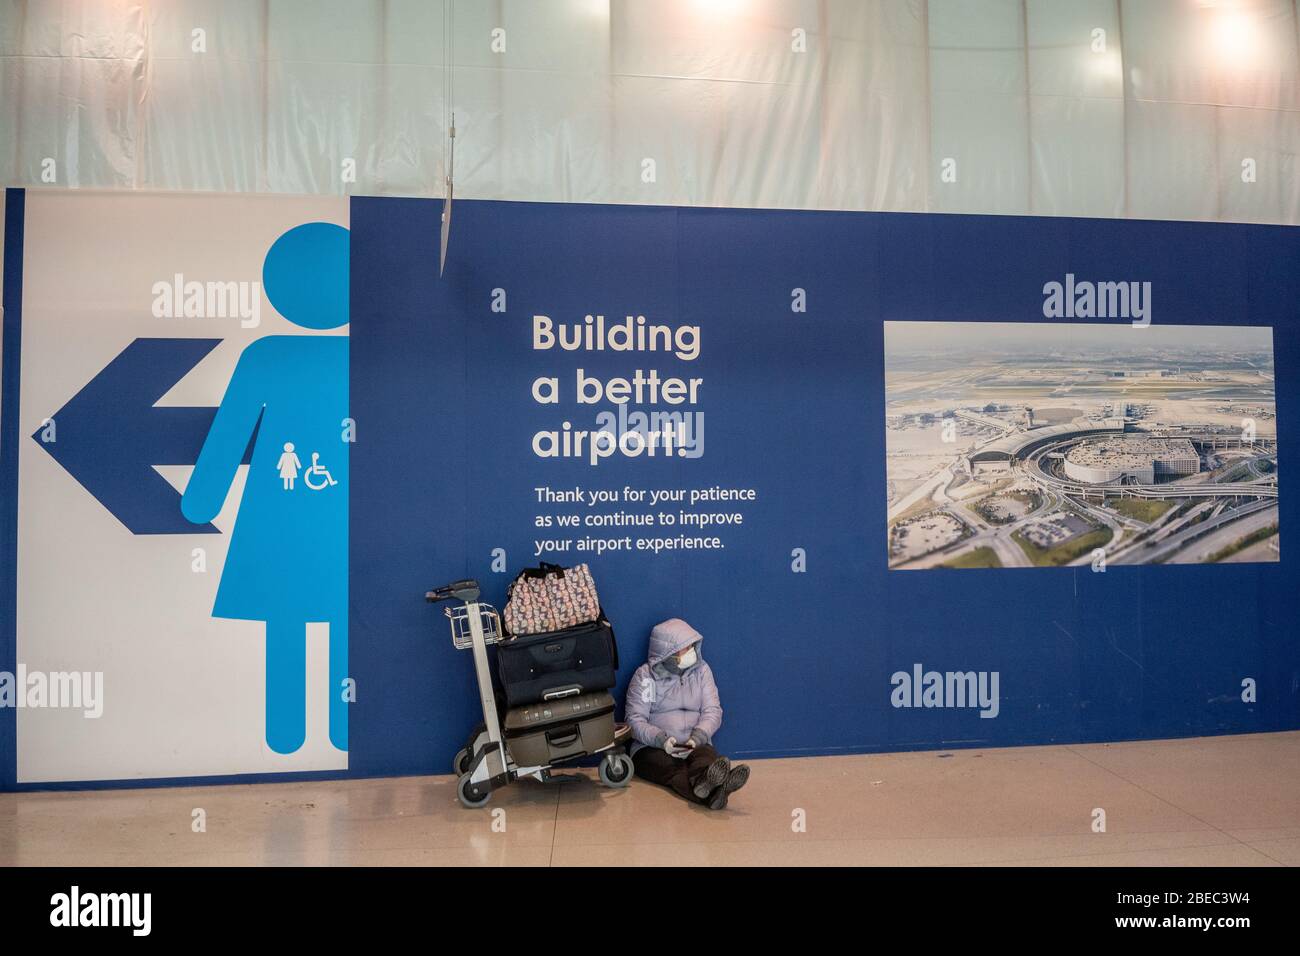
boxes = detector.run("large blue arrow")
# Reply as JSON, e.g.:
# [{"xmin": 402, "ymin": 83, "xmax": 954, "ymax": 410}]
[{"xmin": 33, "ymin": 338, "xmax": 256, "ymax": 535}]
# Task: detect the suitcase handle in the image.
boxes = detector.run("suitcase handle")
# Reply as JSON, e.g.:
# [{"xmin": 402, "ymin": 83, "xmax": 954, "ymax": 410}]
[
  {"xmin": 546, "ymin": 724, "xmax": 580, "ymax": 747},
  {"xmin": 543, "ymin": 686, "xmax": 581, "ymax": 700}
]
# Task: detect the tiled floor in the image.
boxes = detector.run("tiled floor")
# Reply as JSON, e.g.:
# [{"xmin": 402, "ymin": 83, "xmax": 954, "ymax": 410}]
[{"xmin": 1, "ymin": 731, "xmax": 1296, "ymax": 866}]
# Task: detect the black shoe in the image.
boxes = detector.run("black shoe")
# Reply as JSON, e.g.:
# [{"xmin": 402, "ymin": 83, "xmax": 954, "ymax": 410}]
[
  {"xmin": 706, "ymin": 763, "xmax": 750, "ymax": 810},
  {"xmin": 692, "ymin": 756, "xmax": 731, "ymax": 799}
]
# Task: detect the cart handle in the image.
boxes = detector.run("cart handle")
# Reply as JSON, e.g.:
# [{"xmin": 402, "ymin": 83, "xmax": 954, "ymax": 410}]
[{"xmin": 425, "ymin": 579, "xmax": 481, "ymax": 603}]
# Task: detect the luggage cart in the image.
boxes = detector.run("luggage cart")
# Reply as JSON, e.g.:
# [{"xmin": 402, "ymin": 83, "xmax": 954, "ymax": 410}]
[{"xmin": 426, "ymin": 579, "xmax": 633, "ymax": 808}]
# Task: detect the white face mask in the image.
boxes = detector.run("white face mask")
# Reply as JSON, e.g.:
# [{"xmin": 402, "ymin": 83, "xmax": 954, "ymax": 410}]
[{"xmin": 676, "ymin": 647, "xmax": 697, "ymax": 669}]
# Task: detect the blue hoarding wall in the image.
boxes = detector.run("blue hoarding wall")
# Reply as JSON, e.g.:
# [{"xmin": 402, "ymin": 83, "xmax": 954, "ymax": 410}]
[{"xmin": 347, "ymin": 197, "xmax": 1299, "ymax": 775}]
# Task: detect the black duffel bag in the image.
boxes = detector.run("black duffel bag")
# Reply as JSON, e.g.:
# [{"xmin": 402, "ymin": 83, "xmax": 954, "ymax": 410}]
[{"xmin": 496, "ymin": 615, "xmax": 619, "ymax": 708}]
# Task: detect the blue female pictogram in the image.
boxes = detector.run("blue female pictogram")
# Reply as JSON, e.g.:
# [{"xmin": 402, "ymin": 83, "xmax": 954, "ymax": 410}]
[{"xmin": 181, "ymin": 222, "xmax": 350, "ymax": 754}]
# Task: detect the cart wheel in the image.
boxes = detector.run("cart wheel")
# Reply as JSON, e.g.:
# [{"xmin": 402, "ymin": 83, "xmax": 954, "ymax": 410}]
[
  {"xmin": 464, "ymin": 722, "xmax": 486, "ymax": 752},
  {"xmin": 456, "ymin": 722, "xmax": 488, "ymax": 776},
  {"xmin": 453, "ymin": 747, "xmax": 473, "ymax": 776},
  {"xmin": 599, "ymin": 753, "xmax": 633, "ymax": 788},
  {"xmin": 457, "ymin": 772, "xmax": 492, "ymax": 809}
]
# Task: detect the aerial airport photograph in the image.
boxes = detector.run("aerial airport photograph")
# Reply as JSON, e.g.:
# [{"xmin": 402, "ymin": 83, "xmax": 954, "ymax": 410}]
[{"xmin": 885, "ymin": 322, "xmax": 1279, "ymax": 570}]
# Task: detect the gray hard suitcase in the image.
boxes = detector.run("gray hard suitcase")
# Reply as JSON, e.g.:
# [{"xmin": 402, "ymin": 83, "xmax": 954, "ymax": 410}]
[{"xmin": 502, "ymin": 691, "xmax": 616, "ymax": 768}]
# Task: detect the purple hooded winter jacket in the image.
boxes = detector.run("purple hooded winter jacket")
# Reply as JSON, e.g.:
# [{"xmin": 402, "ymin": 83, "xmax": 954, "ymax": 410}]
[{"xmin": 624, "ymin": 618, "xmax": 723, "ymax": 754}]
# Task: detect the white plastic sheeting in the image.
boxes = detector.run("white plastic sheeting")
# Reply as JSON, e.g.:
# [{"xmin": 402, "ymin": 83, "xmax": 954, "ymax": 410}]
[{"xmin": 1, "ymin": 0, "xmax": 1298, "ymax": 223}]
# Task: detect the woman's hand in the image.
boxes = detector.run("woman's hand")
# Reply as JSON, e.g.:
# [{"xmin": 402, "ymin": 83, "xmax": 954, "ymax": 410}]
[{"xmin": 663, "ymin": 736, "xmax": 678, "ymax": 753}]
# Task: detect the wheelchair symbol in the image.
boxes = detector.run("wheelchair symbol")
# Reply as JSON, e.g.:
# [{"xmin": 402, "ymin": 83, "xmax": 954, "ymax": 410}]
[{"xmin": 304, "ymin": 451, "xmax": 339, "ymax": 491}]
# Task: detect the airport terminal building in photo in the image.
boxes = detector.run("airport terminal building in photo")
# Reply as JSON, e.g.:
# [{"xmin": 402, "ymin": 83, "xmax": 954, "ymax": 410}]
[{"xmin": 1062, "ymin": 437, "xmax": 1202, "ymax": 485}]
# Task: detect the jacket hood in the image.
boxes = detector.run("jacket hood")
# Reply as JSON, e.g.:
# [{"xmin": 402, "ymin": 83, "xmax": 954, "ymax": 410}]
[{"xmin": 647, "ymin": 618, "xmax": 703, "ymax": 665}]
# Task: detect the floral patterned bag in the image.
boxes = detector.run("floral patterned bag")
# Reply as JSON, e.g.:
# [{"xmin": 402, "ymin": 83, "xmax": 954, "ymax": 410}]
[{"xmin": 503, "ymin": 562, "xmax": 601, "ymax": 636}]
